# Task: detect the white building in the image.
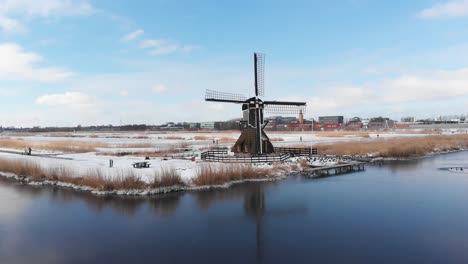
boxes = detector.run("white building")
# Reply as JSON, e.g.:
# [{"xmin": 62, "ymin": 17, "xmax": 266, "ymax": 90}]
[{"xmin": 200, "ymin": 122, "xmax": 215, "ymax": 130}]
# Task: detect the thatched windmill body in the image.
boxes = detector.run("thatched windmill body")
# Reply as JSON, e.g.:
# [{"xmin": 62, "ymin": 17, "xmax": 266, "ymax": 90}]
[{"xmin": 206, "ymin": 53, "xmax": 306, "ymax": 155}]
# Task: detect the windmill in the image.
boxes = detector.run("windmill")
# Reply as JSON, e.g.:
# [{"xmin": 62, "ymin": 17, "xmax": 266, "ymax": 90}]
[{"xmin": 205, "ymin": 53, "xmax": 307, "ymax": 155}]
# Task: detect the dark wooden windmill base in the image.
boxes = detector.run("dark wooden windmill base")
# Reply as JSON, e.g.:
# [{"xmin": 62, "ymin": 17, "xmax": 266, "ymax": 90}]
[
  {"xmin": 201, "ymin": 151, "xmax": 291, "ymax": 163},
  {"xmin": 231, "ymin": 128, "xmax": 274, "ymax": 155},
  {"xmin": 200, "ymin": 146, "xmax": 317, "ymax": 163}
]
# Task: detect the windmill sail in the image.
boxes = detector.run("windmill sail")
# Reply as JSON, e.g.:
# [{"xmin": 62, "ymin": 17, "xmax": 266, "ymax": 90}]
[
  {"xmin": 204, "ymin": 52, "xmax": 307, "ymax": 155},
  {"xmin": 205, "ymin": 89, "xmax": 247, "ymax": 103},
  {"xmin": 254, "ymin": 53, "xmax": 265, "ymax": 97},
  {"xmin": 264, "ymin": 104, "xmax": 306, "ymax": 115},
  {"xmin": 263, "ymin": 100, "xmax": 306, "ymax": 114}
]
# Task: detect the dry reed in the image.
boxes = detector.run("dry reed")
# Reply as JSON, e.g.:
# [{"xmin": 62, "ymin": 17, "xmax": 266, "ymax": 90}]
[
  {"xmin": 316, "ymin": 134, "xmax": 468, "ymax": 158},
  {"xmin": 270, "ymin": 137, "xmax": 285, "ymax": 141},
  {"xmin": 164, "ymin": 136, "xmax": 185, "ymax": 140},
  {"xmin": 113, "ymin": 143, "xmax": 155, "ymax": 148},
  {"xmin": 194, "ymin": 135, "xmax": 209, "ymax": 140},
  {"xmin": 0, "ymin": 139, "xmax": 107, "ymax": 153},
  {"xmin": 218, "ymin": 137, "xmax": 236, "ymax": 143},
  {"xmin": 314, "ymin": 131, "xmax": 370, "ymax": 138},
  {"xmin": 0, "ymin": 158, "xmax": 183, "ymax": 191},
  {"xmin": 151, "ymin": 167, "xmax": 184, "ymax": 188},
  {"xmin": 192, "ymin": 164, "xmax": 273, "ymax": 186}
]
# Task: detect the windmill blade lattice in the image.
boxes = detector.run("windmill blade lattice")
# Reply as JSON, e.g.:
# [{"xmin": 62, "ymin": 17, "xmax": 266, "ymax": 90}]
[
  {"xmin": 205, "ymin": 89, "xmax": 247, "ymax": 103},
  {"xmin": 264, "ymin": 104, "xmax": 306, "ymax": 115},
  {"xmin": 254, "ymin": 53, "xmax": 265, "ymax": 97},
  {"xmin": 203, "ymin": 52, "xmax": 307, "ymax": 156}
]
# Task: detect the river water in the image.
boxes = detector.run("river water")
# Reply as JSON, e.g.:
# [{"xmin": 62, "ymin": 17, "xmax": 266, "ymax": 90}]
[{"xmin": 1, "ymin": 151, "xmax": 468, "ymax": 264}]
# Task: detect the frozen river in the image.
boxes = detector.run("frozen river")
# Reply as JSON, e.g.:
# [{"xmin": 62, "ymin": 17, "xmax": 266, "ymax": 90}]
[{"xmin": 1, "ymin": 151, "xmax": 468, "ymax": 263}]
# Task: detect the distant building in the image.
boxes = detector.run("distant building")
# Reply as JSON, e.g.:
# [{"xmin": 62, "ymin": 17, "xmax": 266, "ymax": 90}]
[
  {"xmin": 189, "ymin": 123, "xmax": 200, "ymax": 129},
  {"xmin": 319, "ymin": 116, "xmax": 344, "ymax": 124},
  {"xmin": 315, "ymin": 116, "xmax": 344, "ymax": 131},
  {"xmin": 313, "ymin": 122, "xmax": 341, "ymax": 131},
  {"xmin": 345, "ymin": 117, "xmax": 363, "ymax": 130},
  {"xmin": 368, "ymin": 117, "xmax": 395, "ymax": 130},
  {"xmin": 200, "ymin": 122, "xmax": 216, "ymax": 130},
  {"xmin": 298, "ymin": 110, "xmax": 304, "ymax": 124},
  {"xmin": 401, "ymin": 117, "xmax": 416, "ymax": 123},
  {"xmin": 199, "ymin": 121, "xmax": 234, "ymax": 130}
]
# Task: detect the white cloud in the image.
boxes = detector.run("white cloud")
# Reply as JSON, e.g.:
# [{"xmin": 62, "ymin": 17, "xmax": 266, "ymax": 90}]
[
  {"xmin": 121, "ymin": 29, "xmax": 144, "ymax": 42},
  {"xmin": 0, "ymin": 87, "xmax": 15, "ymax": 96},
  {"xmin": 0, "ymin": 15, "xmax": 23, "ymax": 33},
  {"xmin": 382, "ymin": 69, "xmax": 468, "ymax": 103},
  {"xmin": 152, "ymin": 84, "xmax": 167, "ymax": 93},
  {"xmin": 139, "ymin": 38, "xmax": 197, "ymax": 56},
  {"xmin": 208, "ymin": 103, "xmax": 225, "ymax": 111},
  {"xmin": 35, "ymin": 91, "xmax": 97, "ymax": 111},
  {"xmin": 0, "ymin": 0, "xmax": 94, "ymax": 17},
  {"xmin": 149, "ymin": 44, "xmax": 179, "ymax": 56},
  {"xmin": 0, "ymin": 42, "xmax": 74, "ymax": 82},
  {"xmin": 119, "ymin": 90, "xmax": 128, "ymax": 96},
  {"xmin": 139, "ymin": 39, "xmax": 167, "ymax": 48},
  {"xmin": 302, "ymin": 68, "xmax": 468, "ymax": 115},
  {"xmin": 0, "ymin": 0, "xmax": 94, "ymax": 33},
  {"xmin": 419, "ymin": 0, "xmax": 468, "ymax": 18}
]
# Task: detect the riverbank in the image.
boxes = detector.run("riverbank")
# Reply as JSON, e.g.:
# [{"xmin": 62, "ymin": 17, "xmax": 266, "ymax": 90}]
[
  {"xmin": 3, "ymin": 149, "xmax": 467, "ymax": 263},
  {"xmin": 313, "ymin": 134, "xmax": 468, "ymax": 158},
  {"xmin": 0, "ymin": 133, "xmax": 466, "ymax": 196},
  {"xmin": 0, "ymin": 160, "xmax": 294, "ymax": 196}
]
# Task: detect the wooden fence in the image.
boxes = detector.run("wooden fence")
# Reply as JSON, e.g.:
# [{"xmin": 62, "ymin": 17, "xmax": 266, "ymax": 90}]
[
  {"xmin": 273, "ymin": 147, "xmax": 318, "ymax": 156},
  {"xmin": 201, "ymin": 151, "xmax": 290, "ymax": 163}
]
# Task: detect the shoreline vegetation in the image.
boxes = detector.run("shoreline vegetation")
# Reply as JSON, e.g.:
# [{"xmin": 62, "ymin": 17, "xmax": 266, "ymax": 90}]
[
  {"xmin": 0, "ymin": 160, "xmax": 285, "ymax": 196},
  {"xmin": 0, "ymin": 134, "xmax": 466, "ymax": 196},
  {"xmin": 313, "ymin": 134, "xmax": 468, "ymax": 158}
]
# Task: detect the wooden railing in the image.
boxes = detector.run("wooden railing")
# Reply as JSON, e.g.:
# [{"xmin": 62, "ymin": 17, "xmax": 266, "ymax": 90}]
[
  {"xmin": 273, "ymin": 147, "xmax": 318, "ymax": 156},
  {"xmin": 201, "ymin": 151, "xmax": 290, "ymax": 163}
]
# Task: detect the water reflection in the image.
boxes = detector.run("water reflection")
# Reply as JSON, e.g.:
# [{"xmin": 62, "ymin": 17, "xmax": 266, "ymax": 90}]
[
  {"xmin": 243, "ymin": 184, "xmax": 266, "ymax": 261},
  {"xmin": 0, "ymin": 178, "xmax": 182, "ymax": 218},
  {"xmin": 378, "ymin": 159, "xmax": 424, "ymax": 174},
  {"xmin": 148, "ymin": 192, "xmax": 183, "ymax": 217},
  {"xmin": 1, "ymin": 177, "xmax": 309, "ymax": 262},
  {"xmin": 1, "ymin": 151, "xmax": 467, "ymax": 264},
  {"xmin": 0, "ymin": 178, "xmax": 35, "ymax": 223}
]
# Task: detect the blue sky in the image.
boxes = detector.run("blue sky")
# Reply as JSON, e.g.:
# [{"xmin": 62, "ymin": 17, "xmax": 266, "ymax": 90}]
[{"xmin": 0, "ymin": 0, "xmax": 467, "ymax": 127}]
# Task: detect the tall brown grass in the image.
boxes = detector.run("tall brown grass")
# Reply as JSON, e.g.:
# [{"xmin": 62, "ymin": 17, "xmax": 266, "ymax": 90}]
[
  {"xmin": 0, "ymin": 139, "xmax": 108, "ymax": 153},
  {"xmin": 218, "ymin": 137, "xmax": 236, "ymax": 143},
  {"xmin": 97, "ymin": 144, "xmax": 191, "ymax": 157},
  {"xmin": 164, "ymin": 136, "xmax": 185, "ymax": 140},
  {"xmin": 192, "ymin": 164, "xmax": 273, "ymax": 186},
  {"xmin": 113, "ymin": 143, "xmax": 155, "ymax": 148},
  {"xmin": 151, "ymin": 167, "xmax": 184, "ymax": 188},
  {"xmin": 315, "ymin": 131, "xmax": 370, "ymax": 138},
  {"xmin": 270, "ymin": 137, "xmax": 285, "ymax": 141},
  {"xmin": 0, "ymin": 158, "xmax": 182, "ymax": 191},
  {"xmin": 194, "ymin": 135, "xmax": 209, "ymax": 140},
  {"xmin": 316, "ymin": 134, "xmax": 468, "ymax": 158},
  {"xmin": 313, "ymin": 130, "xmax": 442, "ymax": 138},
  {"xmin": 0, "ymin": 138, "xmax": 188, "ymax": 154}
]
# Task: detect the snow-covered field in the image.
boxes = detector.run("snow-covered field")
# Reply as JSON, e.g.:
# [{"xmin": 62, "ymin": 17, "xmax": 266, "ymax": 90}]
[{"xmin": 0, "ymin": 129, "xmax": 463, "ymax": 184}]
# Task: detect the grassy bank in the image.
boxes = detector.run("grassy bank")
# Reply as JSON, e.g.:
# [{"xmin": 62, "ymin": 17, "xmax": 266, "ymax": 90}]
[
  {"xmin": 0, "ymin": 138, "xmax": 108, "ymax": 153},
  {"xmin": 314, "ymin": 134, "xmax": 468, "ymax": 158},
  {"xmin": 192, "ymin": 164, "xmax": 276, "ymax": 186},
  {"xmin": 0, "ymin": 158, "xmax": 280, "ymax": 193},
  {"xmin": 0, "ymin": 158, "xmax": 185, "ymax": 191},
  {"xmin": 0, "ymin": 138, "xmax": 172, "ymax": 153}
]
